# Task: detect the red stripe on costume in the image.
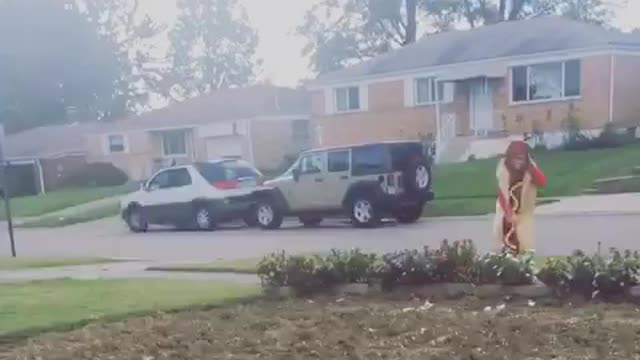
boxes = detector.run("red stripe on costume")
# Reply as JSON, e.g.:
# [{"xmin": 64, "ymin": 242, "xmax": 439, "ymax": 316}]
[{"xmin": 529, "ymin": 164, "xmax": 547, "ymax": 187}]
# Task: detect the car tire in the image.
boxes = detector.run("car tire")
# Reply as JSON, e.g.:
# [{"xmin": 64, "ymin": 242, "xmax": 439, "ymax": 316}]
[
  {"xmin": 394, "ymin": 204, "xmax": 423, "ymax": 224},
  {"xmin": 193, "ymin": 205, "xmax": 216, "ymax": 231},
  {"xmin": 299, "ymin": 216, "xmax": 322, "ymax": 227},
  {"xmin": 256, "ymin": 201, "xmax": 283, "ymax": 230},
  {"xmin": 243, "ymin": 210, "xmax": 259, "ymax": 228},
  {"xmin": 350, "ymin": 195, "xmax": 381, "ymax": 228},
  {"xmin": 126, "ymin": 206, "xmax": 148, "ymax": 233}
]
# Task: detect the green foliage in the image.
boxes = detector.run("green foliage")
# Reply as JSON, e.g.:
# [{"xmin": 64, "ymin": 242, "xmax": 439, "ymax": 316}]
[
  {"xmin": 256, "ymin": 251, "xmax": 288, "ymax": 287},
  {"xmin": 166, "ymin": 0, "xmax": 259, "ymax": 99},
  {"xmin": 498, "ymin": 252, "xmax": 536, "ymax": 286},
  {"xmin": 380, "ymin": 248, "xmax": 436, "ymax": 286},
  {"xmin": 472, "ymin": 253, "xmax": 504, "ymax": 284},
  {"xmin": 325, "ymin": 249, "xmax": 378, "ymax": 284},
  {"xmin": 536, "ymin": 257, "xmax": 570, "ymax": 289},
  {"xmin": 593, "ymin": 249, "xmax": 640, "ymax": 297},
  {"xmin": 431, "ymin": 239, "xmax": 477, "ymax": 282},
  {"xmin": 59, "ymin": 163, "xmax": 129, "ymax": 188}
]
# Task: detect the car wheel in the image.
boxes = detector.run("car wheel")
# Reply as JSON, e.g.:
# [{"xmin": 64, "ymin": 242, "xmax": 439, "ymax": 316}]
[
  {"xmin": 243, "ymin": 211, "xmax": 259, "ymax": 227},
  {"xmin": 126, "ymin": 206, "xmax": 148, "ymax": 233},
  {"xmin": 350, "ymin": 196, "xmax": 381, "ymax": 228},
  {"xmin": 403, "ymin": 158, "xmax": 431, "ymax": 194},
  {"xmin": 194, "ymin": 206, "xmax": 215, "ymax": 231},
  {"xmin": 394, "ymin": 204, "xmax": 423, "ymax": 224},
  {"xmin": 256, "ymin": 201, "xmax": 283, "ymax": 230},
  {"xmin": 299, "ymin": 216, "xmax": 322, "ymax": 227}
]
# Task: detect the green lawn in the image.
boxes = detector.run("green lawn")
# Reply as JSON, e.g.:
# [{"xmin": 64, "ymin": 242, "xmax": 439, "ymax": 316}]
[
  {"xmin": 433, "ymin": 144, "xmax": 640, "ymax": 199},
  {"xmin": 1, "ymin": 185, "xmax": 132, "ymax": 219},
  {"xmin": 0, "ymin": 279, "xmax": 260, "ymax": 336},
  {"xmin": 18, "ymin": 202, "xmax": 120, "ymax": 228},
  {"xmin": 0, "ymin": 257, "xmax": 112, "ymax": 271}
]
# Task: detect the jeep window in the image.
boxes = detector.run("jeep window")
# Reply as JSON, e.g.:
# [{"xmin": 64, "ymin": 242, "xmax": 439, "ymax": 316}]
[
  {"xmin": 328, "ymin": 150, "xmax": 350, "ymax": 172},
  {"xmin": 300, "ymin": 153, "xmax": 324, "ymax": 174},
  {"xmin": 389, "ymin": 143, "xmax": 425, "ymax": 171},
  {"xmin": 351, "ymin": 145, "xmax": 391, "ymax": 176}
]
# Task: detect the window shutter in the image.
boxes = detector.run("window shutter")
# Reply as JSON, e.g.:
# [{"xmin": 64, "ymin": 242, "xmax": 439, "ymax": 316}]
[
  {"xmin": 404, "ymin": 78, "xmax": 415, "ymax": 107},
  {"xmin": 359, "ymin": 85, "xmax": 369, "ymax": 111},
  {"xmin": 324, "ymin": 88, "xmax": 334, "ymax": 115}
]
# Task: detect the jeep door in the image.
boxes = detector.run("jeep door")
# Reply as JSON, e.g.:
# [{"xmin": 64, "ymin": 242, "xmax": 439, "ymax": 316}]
[
  {"xmin": 287, "ymin": 152, "xmax": 326, "ymax": 211},
  {"xmin": 321, "ymin": 149, "xmax": 351, "ymax": 208}
]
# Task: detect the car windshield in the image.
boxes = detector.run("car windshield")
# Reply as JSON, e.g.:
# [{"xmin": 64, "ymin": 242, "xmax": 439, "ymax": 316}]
[{"xmin": 196, "ymin": 161, "xmax": 261, "ymax": 182}]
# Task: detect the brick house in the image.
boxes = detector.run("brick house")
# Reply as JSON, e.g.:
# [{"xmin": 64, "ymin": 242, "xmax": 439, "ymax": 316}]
[
  {"xmin": 307, "ymin": 17, "xmax": 640, "ymax": 162},
  {"xmin": 84, "ymin": 85, "xmax": 310, "ymax": 181}
]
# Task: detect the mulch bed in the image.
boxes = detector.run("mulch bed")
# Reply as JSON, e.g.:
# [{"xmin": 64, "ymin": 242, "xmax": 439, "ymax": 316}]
[{"xmin": 6, "ymin": 296, "xmax": 640, "ymax": 360}]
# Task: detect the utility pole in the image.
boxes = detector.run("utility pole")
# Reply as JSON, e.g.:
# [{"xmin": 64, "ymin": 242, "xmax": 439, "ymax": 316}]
[{"xmin": 0, "ymin": 125, "xmax": 16, "ymax": 257}]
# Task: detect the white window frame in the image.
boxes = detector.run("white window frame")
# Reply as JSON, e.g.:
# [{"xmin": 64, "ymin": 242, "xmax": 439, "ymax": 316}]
[
  {"xmin": 105, "ymin": 133, "xmax": 128, "ymax": 154},
  {"xmin": 334, "ymin": 86, "xmax": 361, "ymax": 113},
  {"xmin": 510, "ymin": 59, "xmax": 581, "ymax": 105},
  {"xmin": 413, "ymin": 77, "xmax": 454, "ymax": 106},
  {"xmin": 161, "ymin": 130, "xmax": 188, "ymax": 158}
]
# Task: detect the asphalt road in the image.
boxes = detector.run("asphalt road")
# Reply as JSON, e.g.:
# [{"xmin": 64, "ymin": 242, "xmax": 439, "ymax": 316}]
[{"xmin": 0, "ymin": 214, "xmax": 637, "ymax": 262}]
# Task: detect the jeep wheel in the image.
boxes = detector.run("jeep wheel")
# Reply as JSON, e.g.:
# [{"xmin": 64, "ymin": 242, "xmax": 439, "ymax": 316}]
[
  {"xmin": 126, "ymin": 206, "xmax": 148, "ymax": 233},
  {"xmin": 256, "ymin": 201, "xmax": 283, "ymax": 230},
  {"xmin": 194, "ymin": 206, "xmax": 215, "ymax": 231},
  {"xmin": 394, "ymin": 204, "xmax": 423, "ymax": 224},
  {"xmin": 299, "ymin": 216, "xmax": 322, "ymax": 228},
  {"xmin": 350, "ymin": 196, "xmax": 381, "ymax": 228},
  {"xmin": 243, "ymin": 208, "xmax": 259, "ymax": 227}
]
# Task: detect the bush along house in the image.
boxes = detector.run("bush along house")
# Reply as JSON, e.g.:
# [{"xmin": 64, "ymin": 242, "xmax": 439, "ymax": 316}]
[{"xmin": 307, "ymin": 16, "xmax": 640, "ymax": 163}]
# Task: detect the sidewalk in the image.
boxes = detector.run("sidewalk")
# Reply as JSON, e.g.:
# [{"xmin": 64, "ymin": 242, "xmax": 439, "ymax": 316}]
[
  {"xmin": 0, "ymin": 261, "xmax": 259, "ymax": 284},
  {"xmin": 536, "ymin": 193, "xmax": 640, "ymax": 216}
]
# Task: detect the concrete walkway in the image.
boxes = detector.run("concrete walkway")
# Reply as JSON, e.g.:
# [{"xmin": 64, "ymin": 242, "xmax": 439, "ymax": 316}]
[
  {"xmin": 0, "ymin": 261, "xmax": 259, "ymax": 284},
  {"xmin": 536, "ymin": 193, "xmax": 640, "ymax": 216}
]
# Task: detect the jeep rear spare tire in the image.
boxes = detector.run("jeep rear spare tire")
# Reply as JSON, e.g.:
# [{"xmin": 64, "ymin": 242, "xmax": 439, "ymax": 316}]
[
  {"xmin": 350, "ymin": 196, "xmax": 381, "ymax": 228},
  {"xmin": 403, "ymin": 158, "xmax": 431, "ymax": 194}
]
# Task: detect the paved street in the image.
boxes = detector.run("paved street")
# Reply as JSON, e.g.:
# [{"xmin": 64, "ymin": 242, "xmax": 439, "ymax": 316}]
[{"xmin": 1, "ymin": 213, "xmax": 638, "ymax": 262}]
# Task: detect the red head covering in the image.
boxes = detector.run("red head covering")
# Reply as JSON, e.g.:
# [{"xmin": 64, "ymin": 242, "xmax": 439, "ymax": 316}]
[{"xmin": 505, "ymin": 141, "xmax": 530, "ymax": 174}]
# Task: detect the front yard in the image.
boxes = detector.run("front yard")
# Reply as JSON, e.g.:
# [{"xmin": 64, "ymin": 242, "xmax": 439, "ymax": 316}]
[
  {"xmin": 7, "ymin": 296, "xmax": 640, "ymax": 359},
  {"xmin": 0, "ymin": 279, "xmax": 259, "ymax": 337}
]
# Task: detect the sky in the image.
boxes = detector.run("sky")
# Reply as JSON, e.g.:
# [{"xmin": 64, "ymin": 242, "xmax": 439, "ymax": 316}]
[{"xmin": 141, "ymin": 0, "xmax": 640, "ymax": 87}]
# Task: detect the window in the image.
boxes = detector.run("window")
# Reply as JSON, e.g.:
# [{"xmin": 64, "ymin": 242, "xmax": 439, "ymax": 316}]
[
  {"xmin": 162, "ymin": 130, "xmax": 187, "ymax": 156},
  {"xmin": 300, "ymin": 153, "xmax": 324, "ymax": 174},
  {"xmin": 107, "ymin": 134, "xmax": 126, "ymax": 153},
  {"xmin": 335, "ymin": 86, "xmax": 360, "ymax": 112},
  {"xmin": 196, "ymin": 161, "xmax": 260, "ymax": 182},
  {"xmin": 148, "ymin": 168, "xmax": 191, "ymax": 190},
  {"xmin": 351, "ymin": 145, "xmax": 391, "ymax": 176},
  {"xmin": 292, "ymin": 119, "xmax": 309, "ymax": 140},
  {"xmin": 415, "ymin": 78, "xmax": 454, "ymax": 105},
  {"xmin": 511, "ymin": 60, "xmax": 581, "ymax": 103},
  {"xmin": 328, "ymin": 150, "xmax": 350, "ymax": 172}
]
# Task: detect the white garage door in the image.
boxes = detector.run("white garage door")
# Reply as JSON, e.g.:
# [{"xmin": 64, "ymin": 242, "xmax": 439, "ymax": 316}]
[{"xmin": 205, "ymin": 136, "xmax": 245, "ymax": 161}]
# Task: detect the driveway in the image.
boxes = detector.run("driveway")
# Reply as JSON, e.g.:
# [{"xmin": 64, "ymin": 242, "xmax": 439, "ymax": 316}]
[{"xmin": 0, "ymin": 213, "xmax": 637, "ymax": 261}]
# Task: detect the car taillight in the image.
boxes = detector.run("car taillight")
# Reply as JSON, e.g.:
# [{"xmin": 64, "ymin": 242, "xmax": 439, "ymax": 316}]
[{"xmin": 211, "ymin": 180, "xmax": 239, "ymax": 189}]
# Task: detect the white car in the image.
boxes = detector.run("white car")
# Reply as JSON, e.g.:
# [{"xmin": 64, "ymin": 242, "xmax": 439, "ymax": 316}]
[{"xmin": 120, "ymin": 160, "xmax": 266, "ymax": 232}]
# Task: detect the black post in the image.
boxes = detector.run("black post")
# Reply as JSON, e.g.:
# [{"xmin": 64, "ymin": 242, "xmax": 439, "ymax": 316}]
[{"xmin": 1, "ymin": 162, "xmax": 16, "ymax": 257}]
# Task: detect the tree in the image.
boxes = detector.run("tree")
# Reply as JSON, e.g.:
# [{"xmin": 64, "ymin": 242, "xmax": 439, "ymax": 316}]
[
  {"xmin": 166, "ymin": 0, "xmax": 259, "ymax": 100},
  {"xmin": 298, "ymin": 0, "xmax": 421, "ymax": 74},
  {"xmin": 0, "ymin": 0, "xmax": 122, "ymax": 133},
  {"xmin": 80, "ymin": 0, "xmax": 167, "ymax": 116}
]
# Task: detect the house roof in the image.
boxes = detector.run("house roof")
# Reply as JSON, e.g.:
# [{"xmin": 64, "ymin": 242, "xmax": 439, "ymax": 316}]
[
  {"xmin": 3, "ymin": 123, "xmax": 92, "ymax": 160},
  {"xmin": 92, "ymin": 85, "xmax": 310, "ymax": 133},
  {"xmin": 312, "ymin": 17, "xmax": 640, "ymax": 86}
]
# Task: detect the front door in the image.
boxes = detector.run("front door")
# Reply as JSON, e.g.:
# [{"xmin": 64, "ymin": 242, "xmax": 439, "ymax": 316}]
[
  {"xmin": 321, "ymin": 149, "xmax": 351, "ymax": 208},
  {"xmin": 469, "ymin": 78, "xmax": 494, "ymax": 136},
  {"xmin": 288, "ymin": 152, "xmax": 326, "ymax": 211}
]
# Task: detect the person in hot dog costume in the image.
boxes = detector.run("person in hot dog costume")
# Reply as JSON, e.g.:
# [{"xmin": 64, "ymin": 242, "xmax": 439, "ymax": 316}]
[{"xmin": 494, "ymin": 141, "xmax": 547, "ymax": 254}]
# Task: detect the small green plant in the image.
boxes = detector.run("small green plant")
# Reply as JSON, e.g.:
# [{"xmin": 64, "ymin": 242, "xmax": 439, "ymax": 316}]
[
  {"xmin": 536, "ymin": 257, "xmax": 570, "ymax": 289},
  {"xmin": 325, "ymin": 249, "xmax": 377, "ymax": 284},
  {"xmin": 566, "ymin": 250, "xmax": 603, "ymax": 297},
  {"xmin": 472, "ymin": 253, "xmax": 504, "ymax": 284},
  {"xmin": 498, "ymin": 252, "xmax": 536, "ymax": 286},
  {"xmin": 257, "ymin": 251, "xmax": 288, "ymax": 287},
  {"xmin": 380, "ymin": 248, "xmax": 436, "ymax": 286},
  {"xmin": 593, "ymin": 248, "xmax": 640, "ymax": 298},
  {"xmin": 432, "ymin": 239, "xmax": 477, "ymax": 282}
]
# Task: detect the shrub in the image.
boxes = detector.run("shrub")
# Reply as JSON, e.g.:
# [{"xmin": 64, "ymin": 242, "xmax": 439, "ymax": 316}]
[
  {"xmin": 325, "ymin": 249, "xmax": 377, "ymax": 284},
  {"xmin": 431, "ymin": 239, "xmax": 477, "ymax": 283},
  {"xmin": 257, "ymin": 251, "xmax": 288, "ymax": 287},
  {"xmin": 498, "ymin": 253, "xmax": 536, "ymax": 286},
  {"xmin": 536, "ymin": 257, "xmax": 570, "ymax": 289},
  {"xmin": 472, "ymin": 253, "xmax": 504, "ymax": 285},
  {"xmin": 379, "ymin": 249, "xmax": 436, "ymax": 287},
  {"xmin": 60, "ymin": 162, "xmax": 128, "ymax": 188},
  {"xmin": 566, "ymin": 250, "xmax": 602, "ymax": 297},
  {"xmin": 593, "ymin": 248, "xmax": 640, "ymax": 298}
]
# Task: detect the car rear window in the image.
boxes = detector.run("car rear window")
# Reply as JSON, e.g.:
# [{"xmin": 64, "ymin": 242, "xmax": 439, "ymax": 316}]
[
  {"xmin": 389, "ymin": 143, "xmax": 425, "ymax": 171},
  {"xmin": 351, "ymin": 145, "xmax": 391, "ymax": 176},
  {"xmin": 196, "ymin": 161, "xmax": 261, "ymax": 181}
]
